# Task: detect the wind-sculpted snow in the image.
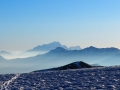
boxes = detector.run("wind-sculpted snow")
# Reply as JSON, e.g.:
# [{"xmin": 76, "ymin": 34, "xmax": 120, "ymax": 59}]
[{"xmin": 0, "ymin": 66, "xmax": 120, "ymax": 90}]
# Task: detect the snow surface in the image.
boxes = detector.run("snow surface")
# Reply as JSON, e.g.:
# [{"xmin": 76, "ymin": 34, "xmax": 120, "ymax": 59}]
[{"xmin": 0, "ymin": 66, "xmax": 120, "ymax": 90}]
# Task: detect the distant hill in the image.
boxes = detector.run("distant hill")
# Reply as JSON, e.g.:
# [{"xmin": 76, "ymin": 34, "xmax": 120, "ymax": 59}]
[
  {"xmin": 55, "ymin": 61, "xmax": 93, "ymax": 70},
  {"xmin": 27, "ymin": 41, "xmax": 81, "ymax": 52},
  {"xmin": 50, "ymin": 61, "xmax": 93, "ymax": 70},
  {"xmin": 34, "ymin": 61, "xmax": 94, "ymax": 72}
]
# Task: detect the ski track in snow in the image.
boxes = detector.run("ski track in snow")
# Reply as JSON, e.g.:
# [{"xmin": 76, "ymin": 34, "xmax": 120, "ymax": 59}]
[{"xmin": 0, "ymin": 74, "xmax": 20, "ymax": 90}]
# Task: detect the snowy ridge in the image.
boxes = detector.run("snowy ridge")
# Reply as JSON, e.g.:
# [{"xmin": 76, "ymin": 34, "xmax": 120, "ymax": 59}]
[
  {"xmin": 53, "ymin": 61, "xmax": 93, "ymax": 70},
  {"xmin": 34, "ymin": 61, "xmax": 93, "ymax": 72}
]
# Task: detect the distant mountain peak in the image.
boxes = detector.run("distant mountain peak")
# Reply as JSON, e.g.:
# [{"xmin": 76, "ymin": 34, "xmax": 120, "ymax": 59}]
[
  {"xmin": 53, "ymin": 47, "xmax": 66, "ymax": 51},
  {"xmin": 28, "ymin": 41, "xmax": 63, "ymax": 51},
  {"xmin": 87, "ymin": 46, "xmax": 97, "ymax": 49},
  {"xmin": 42, "ymin": 41, "xmax": 61, "ymax": 46},
  {"xmin": 83, "ymin": 46, "xmax": 98, "ymax": 51},
  {"xmin": 27, "ymin": 41, "xmax": 82, "ymax": 52}
]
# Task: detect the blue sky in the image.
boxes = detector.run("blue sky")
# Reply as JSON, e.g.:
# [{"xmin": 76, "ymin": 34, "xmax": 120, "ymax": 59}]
[{"xmin": 0, "ymin": 0, "xmax": 120, "ymax": 51}]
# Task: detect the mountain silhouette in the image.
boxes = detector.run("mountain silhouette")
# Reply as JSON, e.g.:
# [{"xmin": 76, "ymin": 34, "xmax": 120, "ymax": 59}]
[
  {"xmin": 82, "ymin": 46, "xmax": 120, "ymax": 53},
  {"xmin": 34, "ymin": 61, "xmax": 103, "ymax": 72},
  {"xmin": 27, "ymin": 42, "xmax": 67, "ymax": 51},
  {"xmin": 27, "ymin": 41, "xmax": 81, "ymax": 52},
  {"xmin": 53, "ymin": 61, "xmax": 93, "ymax": 70}
]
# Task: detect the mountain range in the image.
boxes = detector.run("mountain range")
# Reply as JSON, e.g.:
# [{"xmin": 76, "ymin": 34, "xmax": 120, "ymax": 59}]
[
  {"xmin": 0, "ymin": 44, "xmax": 120, "ymax": 74},
  {"xmin": 0, "ymin": 42, "xmax": 81, "ymax": 60},
  {"xmin": 27, "ymin": 41, "xmax": 81, "ymax": 52}
]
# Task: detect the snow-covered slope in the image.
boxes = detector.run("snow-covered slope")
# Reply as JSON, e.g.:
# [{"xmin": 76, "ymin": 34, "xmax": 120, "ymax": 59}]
[{"xmin": 0, "ymin": 66, "xmax": 120, "ymax": 89}]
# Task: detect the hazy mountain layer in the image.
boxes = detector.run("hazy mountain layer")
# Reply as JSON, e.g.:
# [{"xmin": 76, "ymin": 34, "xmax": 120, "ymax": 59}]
[{"xmin": 0, "ymin": 46, "xmax": 120, "ymax": 74}]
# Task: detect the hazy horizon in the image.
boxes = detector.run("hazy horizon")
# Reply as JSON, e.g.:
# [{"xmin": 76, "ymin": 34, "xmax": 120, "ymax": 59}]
[
  {"xmin": 1, "ymin": 40, "xmax": 120, "ymax": 60},
  {"xmin": 0, "ymin": 0, "xmax": 120, "ymax": 51},
  {"xmin": 0, "ymin": 41, "xmax": 120, "ymax": 52}
]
